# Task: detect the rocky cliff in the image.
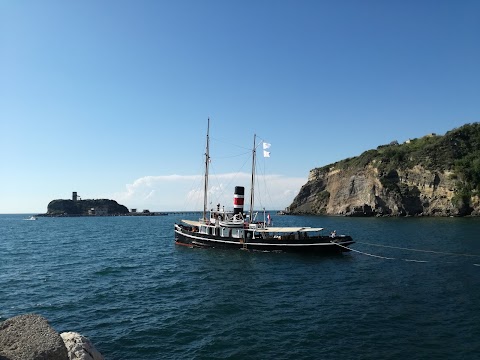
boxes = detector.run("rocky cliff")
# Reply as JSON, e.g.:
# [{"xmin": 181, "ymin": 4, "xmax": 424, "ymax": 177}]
[{"xmin": 289, "ymin": 123, "xmax": 480, "ymax": 217}]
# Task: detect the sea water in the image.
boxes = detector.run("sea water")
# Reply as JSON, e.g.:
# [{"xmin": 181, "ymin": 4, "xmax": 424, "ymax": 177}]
[{"xmin": 1, "ymin": 214, "xmax": 480, "ymax": 359}]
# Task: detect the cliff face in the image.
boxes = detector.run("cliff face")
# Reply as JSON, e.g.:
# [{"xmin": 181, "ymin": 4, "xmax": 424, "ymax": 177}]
[
  {"xmin": 289, "ymin": 123, "xmax": 480, "ymax": 217},
  {"xmin": 291, "ymin": 165, "xmax": 474, "ymax": 216}
]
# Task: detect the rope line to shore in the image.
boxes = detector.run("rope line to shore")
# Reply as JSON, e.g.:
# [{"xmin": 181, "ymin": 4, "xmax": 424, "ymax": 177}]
[
  {"xmin": 333, "ymin": 242, "xmax": 480, "ymax": 266},
  {"xmin": 355, "ymin": 241, "xmax": 480, "ymax": 258},
  {"xmin": 333, "ymin": 242, "xmax": 395, "ymax": 260}
]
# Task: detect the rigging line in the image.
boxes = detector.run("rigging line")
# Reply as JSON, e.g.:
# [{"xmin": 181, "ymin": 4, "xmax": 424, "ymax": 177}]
[
  {"xmin": 207, "ymin": 157, "xmax": 250, "ymax": 207},
  {"xmin": 355, "ymin": 241, "xmax": 480, "ymax": 258},
  {"xmin": 256, "ymin": 170, "xmax": 273, "ymax": 210},
  {"xmin": 252, "ymin": 151, "xmax": 273, "ymax": 210},
  {"xmin": 252, "ymin": 161, "xmax": 262, "ymax": 209},
  {"xmin": 260, "ymin": 158, "xmax": 275, "ymax": 209},
  {"xmin": 211, "ymin": 134, "xmax": 265, "ymax": 153},
  {"xmin": 212, "ymin": 151, "xmax": 251, "ymax": 159},
  {"xmin": 180, "ymin": 154, "xmax": 205, "ymax": 211},
  {"xmin": 206, "ymin": 164, "xmax": 226, "ymax": 207},
  {"xmin": 182, "ymin": 175, "xmax": 202, "ymax": 211},
  {"xmin": 254, "ymin": 161, "xmax": 271, "ymax": 210},
  {"xmin": 256, "ymin": 135, "xmax": 268, "ymax": 145},
  {"xmin": 255, "ymin": 158, "xmax": 264, "ymax": 208},
  {"xmin": 256, "ymin": 135, "xmax": 276, "ymax": 208},
  {"xmin": 210, "ymin": 136, "xmax": 251, "ymax": 151}
]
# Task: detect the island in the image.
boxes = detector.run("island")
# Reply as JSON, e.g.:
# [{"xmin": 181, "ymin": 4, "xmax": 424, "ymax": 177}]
[{"xmin": 39, "ymin": 192, "xmax": 166, "ymax": 217}]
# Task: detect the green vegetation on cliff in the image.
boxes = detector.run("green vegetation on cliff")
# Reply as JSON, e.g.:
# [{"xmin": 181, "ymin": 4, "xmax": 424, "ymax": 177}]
[
  {"xmin": 323, "ymin": 123, "xmax": 480, "ymax": 205},
  {"xmin": 47, "ymin": 199, "xmax": 129, "ymax": 216}
]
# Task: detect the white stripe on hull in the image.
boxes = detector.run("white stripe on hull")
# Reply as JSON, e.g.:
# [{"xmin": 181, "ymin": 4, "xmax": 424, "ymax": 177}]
[{"xmin": 174, "ymin": 229, "xmax": 353, "ymax": 248}]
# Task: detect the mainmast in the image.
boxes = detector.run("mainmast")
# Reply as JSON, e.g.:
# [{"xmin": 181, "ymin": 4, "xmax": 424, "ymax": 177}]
[
  {"xmin": 249, "ymin": 134, "xmax": 256, "ymax": 221},
  {"xmin": 203, "ymin": 118, "xmax": 210, "ymax": 221}
]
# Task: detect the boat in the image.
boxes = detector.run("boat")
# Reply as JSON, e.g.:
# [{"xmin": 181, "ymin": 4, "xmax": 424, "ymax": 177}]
[
  {"xmin": 24, "ymin": 216, "xmax": 37, "ymax": 221},
  {"xmin": 174, "ymin": 119, "xmax": 354, "ymax": 253}
]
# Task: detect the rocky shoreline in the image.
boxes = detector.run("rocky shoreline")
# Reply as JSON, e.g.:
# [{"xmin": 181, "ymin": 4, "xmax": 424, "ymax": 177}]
[{"xmin": 0, "ymin": 314, "xmax": 103, "ymax": 360}]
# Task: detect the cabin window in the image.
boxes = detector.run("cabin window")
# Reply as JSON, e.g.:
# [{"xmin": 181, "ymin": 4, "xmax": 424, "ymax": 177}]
[
  {"xmin": 221, "ymin": 227, "xmax": 230, "ymax": 237},
  {"xmin": 231, "ymin": 229, "xmax": 243, "ymax": 238}
]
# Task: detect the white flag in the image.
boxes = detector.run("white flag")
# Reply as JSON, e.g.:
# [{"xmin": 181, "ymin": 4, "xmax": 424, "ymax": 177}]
[
  {"xmin": 263, "ymin": 150, "xmax": 270, "ymax": 158},
  {"xmin": 263, "ymin": 142, "xmax": 271, "ymax": 149}
]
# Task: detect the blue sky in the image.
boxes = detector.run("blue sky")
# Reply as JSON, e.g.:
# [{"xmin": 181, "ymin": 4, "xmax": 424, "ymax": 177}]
[{"xmin": 1, "ymin": 0, "xmax": 479, "ymax": 213}]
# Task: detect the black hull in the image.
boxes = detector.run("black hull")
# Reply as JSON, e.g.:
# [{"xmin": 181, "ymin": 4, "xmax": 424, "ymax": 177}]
[{"xmin": 174, "ymin": 225, "xmax": 354, "ymax": 253}]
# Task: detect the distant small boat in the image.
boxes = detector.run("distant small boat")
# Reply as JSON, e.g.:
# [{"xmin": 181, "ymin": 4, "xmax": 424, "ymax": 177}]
[{"xmin": 24, "ymin": 216, "xmax": 37, "ymax": 221}]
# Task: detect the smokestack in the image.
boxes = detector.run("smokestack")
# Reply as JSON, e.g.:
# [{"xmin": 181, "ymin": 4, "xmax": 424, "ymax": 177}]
[{"xmin": 233, "ymin": 186, "xmax": 244, "ymax": 215}]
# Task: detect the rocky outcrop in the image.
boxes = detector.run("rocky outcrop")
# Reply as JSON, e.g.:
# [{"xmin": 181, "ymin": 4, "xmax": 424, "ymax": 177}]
[
  {"xmin": 289, "ymin": 123, "xmax": 480, "ymax": 217},
  {"xmin": 60, "ymin": 332, "xmax": 104, "ymax": 360},
  {"xmin": 0, "ymin": 314, "xmax": 68, "ymax": 360},
  {"xmin": 0, "ymin": 314, "xmax": 104, "ymax": 360},
  {"xmin": 290, "ymin": 164, "xmax": 467, "ymax": 216},
  {"xmin": 46, "ymin": 199, "xmax": 129, "ymax": 216}
]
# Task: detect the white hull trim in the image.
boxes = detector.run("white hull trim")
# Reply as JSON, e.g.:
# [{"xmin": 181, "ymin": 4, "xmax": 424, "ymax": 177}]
[{"xmin": 174, "ymin": 229, "xmax": 352, "ymax": 247}]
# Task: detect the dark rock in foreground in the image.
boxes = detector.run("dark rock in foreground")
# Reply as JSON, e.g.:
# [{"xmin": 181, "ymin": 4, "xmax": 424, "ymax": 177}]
[
  {"xmin": 0, "ymin": 314, "xmax": 104, "ymax": 360},
  {"xmin": 0, "ymin": 314, "xmax": 68, "ymax": 360}
]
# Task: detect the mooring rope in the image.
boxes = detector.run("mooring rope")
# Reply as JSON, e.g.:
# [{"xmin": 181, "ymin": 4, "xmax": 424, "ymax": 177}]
[
  {"xmin": 355, "ymin": 241, "xmax": 480, "ymax": 258},
  {"xmin": 333, "ymin": 242, "xmax": 395, "ymax": 260},
  {"xmin": 334, "ymin": 242, "xmax": 396, "ymax": 260},
  {"xmin": 332, "ymin": 241, "xmax": 480, "ymax": 266},
  {"xmin": 403, "ymin": 259, "xmax": 428, "ymax": 263}
]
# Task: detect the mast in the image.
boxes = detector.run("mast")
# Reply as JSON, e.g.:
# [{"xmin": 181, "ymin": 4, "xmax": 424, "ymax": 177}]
[
  {"xmin": 249, "ymin": 134, "xmax": 256, "ymax": 220},
  {"xmin": 203, "ymin": 118, "xmax": 210, "ymax": 221}
]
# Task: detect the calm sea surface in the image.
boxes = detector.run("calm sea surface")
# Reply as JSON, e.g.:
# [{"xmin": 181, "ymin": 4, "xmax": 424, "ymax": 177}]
[{"xmin": 1, "ymin": 214, "xmax": 480, "ymax": 359}]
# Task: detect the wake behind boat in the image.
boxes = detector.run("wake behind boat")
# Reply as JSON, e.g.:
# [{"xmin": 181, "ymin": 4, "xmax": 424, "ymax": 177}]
[{"xmin": 174, "ymin": 119, "xmax": 354, "ymax": 253}]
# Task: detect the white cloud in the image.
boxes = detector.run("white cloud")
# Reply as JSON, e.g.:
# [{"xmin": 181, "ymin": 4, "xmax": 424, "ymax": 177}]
[{"xmin": 111, "ymin": 172, "xmax": 306, "ymax": 211}]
